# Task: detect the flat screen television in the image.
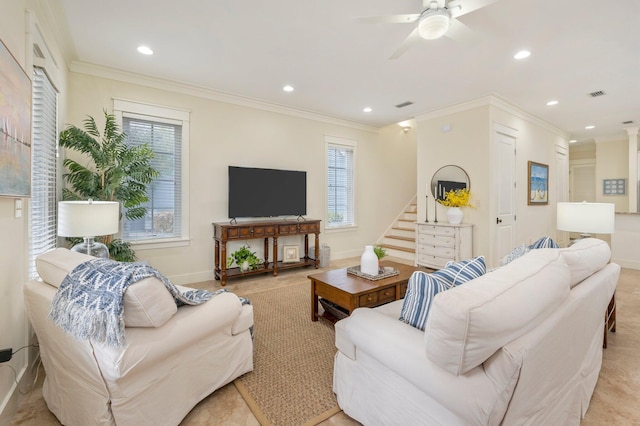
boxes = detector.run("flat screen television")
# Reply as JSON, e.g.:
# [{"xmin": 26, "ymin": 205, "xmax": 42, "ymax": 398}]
[{"xmin": 228, "ymin": 166, "xmax": 307, "ymax": 219}]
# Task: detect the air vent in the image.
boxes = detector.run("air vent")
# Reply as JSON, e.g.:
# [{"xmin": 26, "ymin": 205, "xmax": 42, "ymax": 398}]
[
  {"xmin": 622, "ymin": 120, "xmax": 634, "ymax": 125},
  {"xmin": 588, "ymin": 90, "xmax": 606, "ymax": 97},
  {"xmin": 395, "ymin": 101, "xmax": 414, "ymax": 108}
]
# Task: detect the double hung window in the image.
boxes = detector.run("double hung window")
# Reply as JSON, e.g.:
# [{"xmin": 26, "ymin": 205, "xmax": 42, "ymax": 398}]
[
  {"xmin": 114, "ymin": 100, "xmax": 189, "ymax": 245},
  {"xmin": 326, "ymin": 136, "xmax": 356, "ymax": 229}
]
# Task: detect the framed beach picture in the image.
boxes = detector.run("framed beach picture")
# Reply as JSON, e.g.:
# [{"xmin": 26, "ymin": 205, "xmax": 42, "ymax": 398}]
[
  {"xmin": 0, "ymin": 37, "xmax": 31, "ymax": 197},
  {"xmin": 528, "ymin": 161, "xmax": 548, "ymax": 205}
]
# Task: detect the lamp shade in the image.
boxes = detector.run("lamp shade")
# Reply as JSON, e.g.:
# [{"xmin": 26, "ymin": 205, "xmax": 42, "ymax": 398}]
[
  {"xmin": 418, "ymin": 10, "xmax": 450, "ymax": 40},
  {"xmin": 556, "ymin": 202, "xmax": 615, "ymax": 234},
  {"xmin": 58, "ymin": 201, "xmax": 120, "ymax": 237}
]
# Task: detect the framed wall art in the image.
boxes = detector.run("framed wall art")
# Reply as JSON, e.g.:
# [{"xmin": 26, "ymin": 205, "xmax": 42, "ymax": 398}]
[
  {"xmin": 603, "ymin": 179, "xmax": 626, "ymax": 195},
  {"xmin": 282, "ymin": 245, "xmax": 299, "ymax": 263},
  {"xmin": 528, "ymin": 161, "xmax": 548, "ymax": 205},
  {"xmin": 0, "ymin": 37, "xmax": 31, "ymax": 197}
]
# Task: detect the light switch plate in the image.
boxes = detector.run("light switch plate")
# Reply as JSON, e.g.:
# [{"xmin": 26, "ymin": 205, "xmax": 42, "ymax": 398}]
[{"xmin": 15, "ymin": 199, "xmax": 22, "ymax": 218}]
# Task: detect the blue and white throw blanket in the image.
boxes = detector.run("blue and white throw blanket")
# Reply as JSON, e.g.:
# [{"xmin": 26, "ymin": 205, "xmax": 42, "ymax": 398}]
[{"xmin": 49, "ymin": 258, "xmax": 251, "ymax": 347}]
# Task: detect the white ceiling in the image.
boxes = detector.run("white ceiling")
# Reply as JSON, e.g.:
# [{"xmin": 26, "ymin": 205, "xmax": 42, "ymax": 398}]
[{"xmin": 56, "ymin": 0, "xmax": 640, "ymax": 141}]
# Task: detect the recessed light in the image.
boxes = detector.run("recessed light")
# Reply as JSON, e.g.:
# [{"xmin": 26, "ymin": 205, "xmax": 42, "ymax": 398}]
[
  {"xmin": 585, "ymin": 125, "xmax": 595, "ymax": 130},
  {"xmin": 569, "ymin": 139, "xmax": 577, "ymax": 143},
  {"xmin": 514, "ymin": 50, "xmax": 531, "ymax": 60},
  {"xmin": 546, "ymin": 100, "xmax": 559, "ymax": 106},
  {"xmin": 283, "ymin": 85, "xmax": 294, "ymax": 92},
  {"xmin": 137, "ymin": 45, "xmax": 153, "ymax": 55},
  {"xmin": 363, "ymin": 107, "xmax": 372, "ymax": 113}
]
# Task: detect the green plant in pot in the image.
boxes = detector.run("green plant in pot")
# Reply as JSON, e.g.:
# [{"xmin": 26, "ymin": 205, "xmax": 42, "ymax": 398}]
[
  {"xmin": 59, "ymin": 110, "xmax": 159, "ymax": 261},
  {"xmin": 227, "ymin": 245, "xmax": 262, "ymax": 272}
]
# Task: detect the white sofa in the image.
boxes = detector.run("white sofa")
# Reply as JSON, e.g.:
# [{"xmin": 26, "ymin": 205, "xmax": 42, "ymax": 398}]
[
  {"xmin": 333, "ymin": 238, "xmax": 619, "ymax": 425},
  {"xmin": 24, "ymin": 248, "xmax": 254, "ymax": 426}
]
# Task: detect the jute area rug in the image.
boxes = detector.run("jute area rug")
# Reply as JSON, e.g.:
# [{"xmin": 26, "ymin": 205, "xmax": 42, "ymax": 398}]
[{"xmin": 234, "ymin": 281, "xmax": 340, "ymax": 426}]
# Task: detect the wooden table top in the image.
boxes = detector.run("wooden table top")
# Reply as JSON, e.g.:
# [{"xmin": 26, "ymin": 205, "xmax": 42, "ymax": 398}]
[{"xmin": 307, "ymin": 260, "xmax": 422, "ymax": 296}]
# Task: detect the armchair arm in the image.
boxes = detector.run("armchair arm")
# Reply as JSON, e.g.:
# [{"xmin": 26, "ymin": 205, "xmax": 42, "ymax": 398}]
[{"xmin": 94, "ymin": 292, "xmax": 248, "ymax": 382}]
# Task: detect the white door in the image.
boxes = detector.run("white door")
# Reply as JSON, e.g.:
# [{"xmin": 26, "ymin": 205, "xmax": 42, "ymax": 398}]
[{"xmin": 493, "ymin": 124, "xmax": 517, "ymax": 265}]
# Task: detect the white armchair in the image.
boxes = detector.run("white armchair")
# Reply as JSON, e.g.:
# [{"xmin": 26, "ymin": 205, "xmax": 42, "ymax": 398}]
[{"xmin": 24, "ymin": 248, "xmax": 253, "ymax": 426}]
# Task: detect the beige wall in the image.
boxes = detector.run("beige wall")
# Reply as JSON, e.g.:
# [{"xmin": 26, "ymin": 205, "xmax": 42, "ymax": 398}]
[
  {"xmin": 569, "ymin": 139, "xmax": 631, "ymax": 212},
  {"xmin": 417, "ymin": 104, "xmax": 490, "ymax": 259},
  {"xmin": 596, "ymin": 139, "xmax": 629, "ymax": 211},
  {"xmin": 417, "ymin": 98, "xmax": 569, "ymax": 266},
  {"xmin": 0, "ymin": 0, "xmax": 69, "ymax": 421},
  {"xmin": 1, "ymin": 2, "xmax": 417, "ymax": 418},
  {"xmin": 64, "ymin": 72, "xmax": 417, "ymax": 284}
]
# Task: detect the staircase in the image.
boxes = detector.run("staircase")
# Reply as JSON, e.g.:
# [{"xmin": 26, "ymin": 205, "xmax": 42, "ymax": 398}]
[{"xmin": 377, "ymin": 197, "xmax": 417, "ymax": 263}]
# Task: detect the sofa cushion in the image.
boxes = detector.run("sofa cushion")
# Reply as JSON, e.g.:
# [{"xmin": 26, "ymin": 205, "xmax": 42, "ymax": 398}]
[
  {"xmin": 399, "ymin": 272, "xmax": 449, "ymax": 331},
  {"xmin": 433, "ymin": 256, "xmax": 487, "ymax": 287},
  {"xmin": 36, "ymin": 248, "xmax": 177, "ymax": 327},
  {"xmin": 560, "ymin": 238, "xmax": 611, "ymax": 288},
  {"xmin": 424, "ymin": 248, "xmax": 570, "ymax": 376}
]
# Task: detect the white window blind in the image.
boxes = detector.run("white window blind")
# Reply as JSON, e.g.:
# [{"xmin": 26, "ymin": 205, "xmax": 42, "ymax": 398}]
[
  {"xmin": 122, "ymin": 115, "xmax": 183, "ymax": 241},
  {"xmin": 326, "ymin": 137, "xmax": 356, "ymax": 229},
  {"xmin": 29, "ymin": 66, "xmax": 58, "ymax": 279}
]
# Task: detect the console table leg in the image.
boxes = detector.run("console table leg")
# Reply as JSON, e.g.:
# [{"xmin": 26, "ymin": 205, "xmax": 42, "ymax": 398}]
[
  {"xmin": 214, "ymin": 239, "xmax": 220, "ymax": 277},
  {"xmin": 304, "ymin": 234, "xmax": 309, "ymax": 260},
  {"xmin": 220, "ymin": 242, "xmax": 227, "ymax": 286},
  {"xmin": 273, "ymin": 237, "xmax": 279, "ymax": 276},
  {"xmin": 264, "ymin": 237, "xmax": 269, "ymax": 268},
  {"xmin": 314, "ymin": 232, "xmax": 320, "ymax": 268}
]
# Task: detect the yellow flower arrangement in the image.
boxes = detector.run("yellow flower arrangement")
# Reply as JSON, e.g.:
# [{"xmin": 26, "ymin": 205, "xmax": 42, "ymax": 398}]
[{"xmin": 438, "ymin": 188, "xmax": 474, "ymax": 208}]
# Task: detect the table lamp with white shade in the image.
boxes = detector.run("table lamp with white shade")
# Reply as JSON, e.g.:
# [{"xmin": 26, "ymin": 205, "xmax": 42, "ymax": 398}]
[
  {"xmin": 58, "ymin": 200, "xmax": 120, "ymax": 258},
  {"xmin": 556, "ymin": 201, "xmax": 615, "ymax": 239}
]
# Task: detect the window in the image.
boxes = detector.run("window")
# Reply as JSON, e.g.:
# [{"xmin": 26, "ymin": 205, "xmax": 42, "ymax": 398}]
[
  {"xmin": 113, "ymin": 100, "xmax": 189, "ymax": 246},
  {"xmin": 29, "ymin": 67, "xmax": 58, "ymax": 279},
  {"xmin": 326, "ymin": 136, "xmax": 356, "ymax": 229}
]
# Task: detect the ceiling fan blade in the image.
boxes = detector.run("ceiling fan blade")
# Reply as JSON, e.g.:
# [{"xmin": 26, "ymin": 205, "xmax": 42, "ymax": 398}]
[
  {"xmin": 389, "ymin": 27, "xmax": 422, "ymax": 60},
  {"xmin": 447, "ymin": 0, "xmax": 500, "ymax": 19},
  {"xmin": 354, "ymin": 14, "xmax": 420, "ymax": 24},
  {"xmin": 445, "ymin": 18, "xmax": 478, "ymax": 46}
]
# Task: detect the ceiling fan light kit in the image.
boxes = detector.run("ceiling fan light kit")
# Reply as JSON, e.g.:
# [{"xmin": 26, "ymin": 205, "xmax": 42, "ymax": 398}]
[{"xmin": 418, "ymin": 9, "xmax": 451, "ymax": 40}]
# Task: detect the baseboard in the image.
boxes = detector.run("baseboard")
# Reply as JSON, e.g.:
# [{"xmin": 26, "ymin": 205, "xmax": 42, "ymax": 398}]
[{"xmin": 0, "ymin": 364, "xmax": 28, "ymax": 425}]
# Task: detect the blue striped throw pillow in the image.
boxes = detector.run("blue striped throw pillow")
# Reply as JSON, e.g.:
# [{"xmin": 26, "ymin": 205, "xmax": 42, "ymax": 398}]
[
  {"xmin": 529, "ymin": 236, "xmax": 560, "ymax": 249},
  {"xmin": 399, "ymin": 271, "xmax": 449, "ymax": 331},
  {"xmin": 433, "ymin": 255, "xmax": 486, "ymax": 288}
]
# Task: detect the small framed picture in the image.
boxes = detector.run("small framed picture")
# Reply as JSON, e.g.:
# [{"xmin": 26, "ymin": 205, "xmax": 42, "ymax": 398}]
[
  {"xmin": 283, "ymin": 245, "xmax": 299, "ymax": 263},
  {"xmin": 528, "ymin": 161, "xmax": 548, "ymax": 205}
]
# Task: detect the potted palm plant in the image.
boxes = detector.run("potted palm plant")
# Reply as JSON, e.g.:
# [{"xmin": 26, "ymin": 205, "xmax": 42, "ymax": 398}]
[{"xmin": 59, "ymin": 110, "xmax": 158, "ymax": 261}]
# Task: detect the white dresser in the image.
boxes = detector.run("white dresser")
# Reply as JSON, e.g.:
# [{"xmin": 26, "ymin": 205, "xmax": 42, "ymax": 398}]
[{"xmin": 415, "ymin": 223, "xmax": 473, "ymax": 269}]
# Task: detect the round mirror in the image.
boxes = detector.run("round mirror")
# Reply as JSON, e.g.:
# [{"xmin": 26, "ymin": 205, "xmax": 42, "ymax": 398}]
[{"xmin": 430, "ymin": 165, "xmax": 470, "ymax": 200}]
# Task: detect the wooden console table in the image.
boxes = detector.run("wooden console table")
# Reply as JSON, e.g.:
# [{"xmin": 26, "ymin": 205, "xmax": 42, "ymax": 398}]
[{"xmin": 212, "ymin": 219, "xmax": 321, "ymax": 286}]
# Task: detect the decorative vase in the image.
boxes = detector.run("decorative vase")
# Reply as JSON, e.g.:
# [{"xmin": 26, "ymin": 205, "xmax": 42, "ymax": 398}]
[
  {"xmin": 447, "ymin": 207, "xmax": 464, "ymax": 225},
  {"xmin": 360, "ymin": 245, "xmax": 379, "ymax": 276},
  {"xmin": 240, "ymin": 260, "xmax": 250, "ymax": 272}
]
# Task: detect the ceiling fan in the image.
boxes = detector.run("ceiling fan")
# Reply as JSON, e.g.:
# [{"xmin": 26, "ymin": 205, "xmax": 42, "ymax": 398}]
[{"xmin": 356, "ymin": 0, "xmax": 499, "ymax": 59}]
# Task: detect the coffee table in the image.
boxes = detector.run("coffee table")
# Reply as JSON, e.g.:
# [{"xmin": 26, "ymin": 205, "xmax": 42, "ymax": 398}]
[{"xmin": 309, "ymin": 260, "xmax": 425, "ymax": 323}]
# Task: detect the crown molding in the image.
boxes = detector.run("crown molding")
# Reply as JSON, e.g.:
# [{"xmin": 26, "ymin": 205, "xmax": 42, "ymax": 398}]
[
  {"xmin": 415, "ymin": 93, "xmax": 571, "ymax": 139},
  {"xmin": 594, "ymin": 136, "xmax": 629, "ymax": 144},
  {"xmin": 69, "ymin": 60, "xmax": 379, "ymax": 134}
]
